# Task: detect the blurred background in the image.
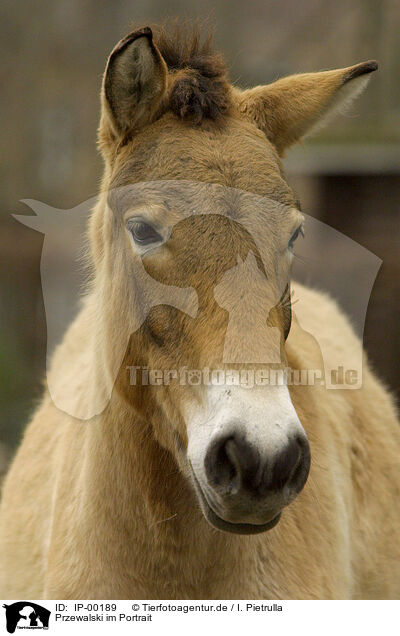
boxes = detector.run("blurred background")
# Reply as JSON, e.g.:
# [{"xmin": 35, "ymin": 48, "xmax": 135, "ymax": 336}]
[{"xmin": 0, "ymin": 0, "xmax": 399, "ymax": 466}]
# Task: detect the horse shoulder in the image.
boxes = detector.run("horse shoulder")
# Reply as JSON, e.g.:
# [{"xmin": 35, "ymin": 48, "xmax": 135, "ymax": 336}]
[
  {"xmin": 288, "ymin": 281, "xmax": 400, "ymax": 598},
  {"xmin": 0, "ymin": 299, "xmax": 95, "ymax": 599}
]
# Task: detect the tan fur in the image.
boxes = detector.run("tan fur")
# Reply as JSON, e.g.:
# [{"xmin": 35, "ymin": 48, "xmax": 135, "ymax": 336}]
[
  {"xmin": 0, "ymin": 443, "xmax": 11, "ymax": 493},
  {"xmin": 0, "ymin": 25, "xmax": 398, "ymax": 600}
]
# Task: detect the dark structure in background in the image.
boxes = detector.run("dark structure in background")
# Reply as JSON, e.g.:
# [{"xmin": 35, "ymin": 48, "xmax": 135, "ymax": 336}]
[
  {"xmin": 0, "ymin": 0, "xmax": 399, "ymax": 454},
  {"xmin": 290, "ymin": 170, "xmax": 400, "ymax": 395}
]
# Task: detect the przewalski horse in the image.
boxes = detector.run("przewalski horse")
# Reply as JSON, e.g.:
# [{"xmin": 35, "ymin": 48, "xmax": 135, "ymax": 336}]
[{"xmin": 0, "ymin": 23, "xmax": 399, "ymax": 599}]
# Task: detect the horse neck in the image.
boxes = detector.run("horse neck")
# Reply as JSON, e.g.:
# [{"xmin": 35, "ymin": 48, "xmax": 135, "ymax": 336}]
[{"xmin": 82, "ymin": 395, "xmax": 238, "ymax": 595}]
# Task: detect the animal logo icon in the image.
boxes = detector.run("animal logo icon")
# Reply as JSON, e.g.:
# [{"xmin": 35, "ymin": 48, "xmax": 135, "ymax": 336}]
[{"xmin": 3, "ymin": 602, "xmax": 50, "ymax": 633}]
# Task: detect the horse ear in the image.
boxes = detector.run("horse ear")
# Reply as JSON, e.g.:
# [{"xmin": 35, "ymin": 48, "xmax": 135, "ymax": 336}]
[
  {"xmin": 235, "ymin": 61, "xmax": 378, "ymax": 155},
  {"xmin": 99, "ymin": 27, "xmax": 168, "ymax": 154}
]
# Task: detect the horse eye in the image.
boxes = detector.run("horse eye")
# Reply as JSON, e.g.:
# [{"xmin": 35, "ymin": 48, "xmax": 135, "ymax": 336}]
[
  {"xmin": 288, "ymin": 224, "xmax": 305, "ymax": 251},
  {"xmin": 130, "ymin": 221, "xmax": 162, "ymax": 246}
]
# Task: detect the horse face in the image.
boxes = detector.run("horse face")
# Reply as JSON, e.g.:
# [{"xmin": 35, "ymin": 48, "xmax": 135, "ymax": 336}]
[
  {"xmin": 93, "ymin": 26, "xmax": 377, "ymax": 533},
  {"xmin": 141, "ymin": 198, "xmax": 310, "ymax": 535},
  {"xmin": 103, "ymin": 169, "xmax": 310, "ymax": 534}
]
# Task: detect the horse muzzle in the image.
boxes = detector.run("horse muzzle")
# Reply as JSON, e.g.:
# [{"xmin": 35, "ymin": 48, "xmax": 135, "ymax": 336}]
[{"xmin": 189, "ymin": 419, "xmax": 310, "ymax": 534}]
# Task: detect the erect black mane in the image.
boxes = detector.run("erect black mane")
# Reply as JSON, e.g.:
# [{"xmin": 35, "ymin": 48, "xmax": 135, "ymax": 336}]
[{"xmin": 149, "ymin": 20, "xmax": 232, "ymax": 123}]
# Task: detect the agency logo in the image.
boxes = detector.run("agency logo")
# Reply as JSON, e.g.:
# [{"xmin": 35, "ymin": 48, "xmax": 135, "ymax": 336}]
[
  {"xmin": 15, "ymin": 180, "xmax": 381, "ymax": 418},
  {"xmin": 2, "ymin": 602, "xmax": 50, "ymax": 633}
]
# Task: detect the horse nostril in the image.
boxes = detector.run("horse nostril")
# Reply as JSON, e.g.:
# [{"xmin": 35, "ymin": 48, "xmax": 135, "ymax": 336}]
[
  {"xmin": 204, "ymin": 435, "xmax": 238, "ymax": 494},
  {"xmin": 204, "ymin": 433, "xmax": 259, "ymax": 495},
  {"xmin": 267, "ymin": 435, "xmax": 310, "ymax": 494}
]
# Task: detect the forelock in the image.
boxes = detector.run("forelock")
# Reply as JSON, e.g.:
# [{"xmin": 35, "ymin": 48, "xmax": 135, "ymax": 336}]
[{"xmin": 148, "ymin": 20, "xmax": 232, "ymax": 124}]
